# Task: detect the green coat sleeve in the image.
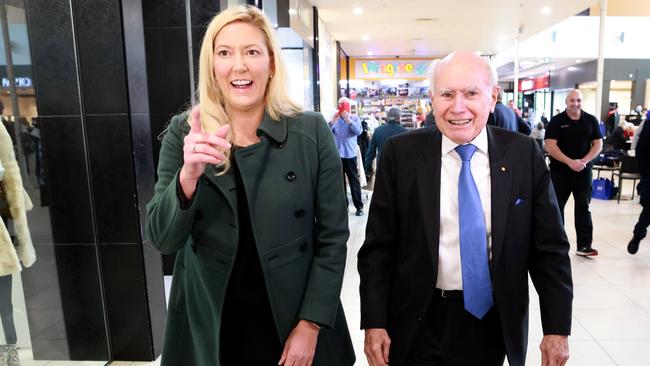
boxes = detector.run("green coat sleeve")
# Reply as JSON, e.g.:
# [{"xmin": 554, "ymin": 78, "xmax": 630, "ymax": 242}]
[
  {"xmin": 298, "ymin": 113, "xmax": 349, "ymax": 327},
  {"xmin": 146, "ymin": 113, "xmax": 204, "ymax": 254}
]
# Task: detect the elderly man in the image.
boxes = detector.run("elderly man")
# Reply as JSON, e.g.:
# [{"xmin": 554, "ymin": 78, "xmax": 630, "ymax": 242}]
[
  {"xmin": 329, "ymin": 97, "xmax": 364, "ymax": 216},
  {"xmin": 358, "ymin": 52, "xmax": 573, "ymax": 366},
  {"xmin": 545, "ymin": 89, "xmax": 603, "ymax": 257}
]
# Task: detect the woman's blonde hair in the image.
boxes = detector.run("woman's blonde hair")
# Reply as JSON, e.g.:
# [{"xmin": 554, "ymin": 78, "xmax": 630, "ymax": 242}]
[{"xmin": 194, "ymin": 5, "xmax": 302, "ymax": 172}]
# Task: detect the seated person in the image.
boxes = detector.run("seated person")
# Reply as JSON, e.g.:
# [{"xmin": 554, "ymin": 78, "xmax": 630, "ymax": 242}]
[{"xmin": 605, "ymin": 121, "xmax": 633, "ymax": 151}]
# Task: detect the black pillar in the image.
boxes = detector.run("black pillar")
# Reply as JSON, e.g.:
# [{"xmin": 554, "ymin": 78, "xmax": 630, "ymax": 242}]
[{"xmin": 24, "ymin": 0, "xmax": 167, "ymax": 361}]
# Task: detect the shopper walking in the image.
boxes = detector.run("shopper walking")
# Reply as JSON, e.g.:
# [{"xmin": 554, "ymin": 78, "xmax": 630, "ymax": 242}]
[
  {"xmin": 628, "ymin": 111, "xmax": 650, "ymax": 254},
  {"xmin": 146, "ymin": 6, "xmax": 354, "ymax": 366},
  {"xmin": 488, "ymin": 89, "xmax": 517, "ymax": 132},
  {"xmin": 545, "ymin": 89, "xmax": 603, "ymax": 257},
  {"xmin": 365, "ymin": 107, "xmax": 407, "ymax": 174},
  {"xmin": 329, "ymin": 97, "xmax": 364, "ymax": 216},
  {"xmin": 530, "ymin": 122, "xmax": 546, "ymax": 152}
]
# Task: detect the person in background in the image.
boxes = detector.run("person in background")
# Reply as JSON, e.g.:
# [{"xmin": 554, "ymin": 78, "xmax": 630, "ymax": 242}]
[
  {"xmin": 530, "ymin": 121, "xmax": 545, "ymax": 152},
  {"xmin": 632, "ymin": 120, "xmax": 645, "ymax": 151},
  {"xmin": 541, "ymin": 111, "xmax": 549, "ymax": 127},
  {"xmin": 358, "ymin": 120, "xmax": 370, "ymax": 175},
  {"xmin": 508, "ymin": 100, "xmax": 531, "ymax": 135},
  {"xmin": 330, "ymin": 97, "xmax": 364, "ymax": 216},
  {"xmin": 145, "ymin": 6, "xmax": 354, "ymax": 366},
  {"xmin": 367, "ymin": 112, "xmax": 378, "ymax": 133},
  {"xmin": 365, "ymin": 107, "xmax": 407, "ymax": 174},
  {"xmin": 422, "ymin": 109, "xmax": 437, "ymax": 129},
  {"xmin": 629, "ymin": 113, "xmax": 650, "ymax": 254},
  {"xmin": 605, "ymin": 121, "xmax": 633, "ymax": 151},
  {"xmin": 415, "ymin": 106, "xmax": 426, "ymax": 128},
  {"xmin": 487, "ymin": 88, "xmax": 517, "ymax": 132},
  {"xmin": 606, "ymin": 103, "xmax": 620, "ymax": 136},
  {"xmin": 359, "ymin": 51, "xmax": 572, "ymax": 366},
  {"xmin": 626, "ymin": 105, "xmax": 644, "ymax": 126},
  {"xmin": 545, "ymin": 89, "xmax": 603, "ymax": 257}
]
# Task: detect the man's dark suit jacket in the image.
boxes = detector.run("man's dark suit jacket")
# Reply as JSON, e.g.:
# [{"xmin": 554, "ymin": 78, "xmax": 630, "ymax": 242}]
[
  {"xmin": 358, "ymin": 126, "xmax": 573, "ymax": 366},
  {"xmin": 488, "ymin": 102, "xmax": 518, "ymax": 132}
]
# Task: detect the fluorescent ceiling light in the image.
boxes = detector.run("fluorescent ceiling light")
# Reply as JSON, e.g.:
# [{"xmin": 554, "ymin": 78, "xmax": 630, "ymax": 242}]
[
  {"xmin": 366, "ymin": 51, "xmax": 374, "ymax": 56},
  {"xmin": 576, "ymin": 59, "xmax": 581, "ymax": 63},
  {"xmin": 353, "ymin": 7, "xmax": 363, "ymax": 15},
  {"xmin": 362, "ymin": 35, "xmax": 370, "ymax": 41},
  {"xmin": 541, "ymin": 6, "xmax": 552, "ymax": 15}
]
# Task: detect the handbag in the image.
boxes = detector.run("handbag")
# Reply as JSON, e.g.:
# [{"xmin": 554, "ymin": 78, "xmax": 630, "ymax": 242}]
[{"xmin": 592, "ymin": 178, "xmax": 614, "ymax": 200}]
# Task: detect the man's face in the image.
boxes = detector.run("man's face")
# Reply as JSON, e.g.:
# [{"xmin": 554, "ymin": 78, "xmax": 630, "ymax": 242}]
[
  {"xmin": 431, "ymin": 55, "xmax": 497, "ymax": 144},
  {"xmin": 565, "ymin": 91, "xmax": 583, "ymax": 115}
]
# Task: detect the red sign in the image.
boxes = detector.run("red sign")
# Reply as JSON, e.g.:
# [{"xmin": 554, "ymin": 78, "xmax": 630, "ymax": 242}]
[{"xmin": 519, "ymin": 75, "xmax": 549, "ymax": 92}]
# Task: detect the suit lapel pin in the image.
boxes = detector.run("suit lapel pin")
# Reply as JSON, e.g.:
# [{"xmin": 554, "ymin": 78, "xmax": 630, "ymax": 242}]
[{"xmin": 501, "ymin": 166, "xmax": 507, "ymax": 172}]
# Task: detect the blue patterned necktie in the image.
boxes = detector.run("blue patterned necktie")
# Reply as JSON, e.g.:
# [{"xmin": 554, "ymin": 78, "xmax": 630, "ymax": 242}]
[{"xmin": 455, "ymin": 144, "xmax": 494, "ymax": 319}]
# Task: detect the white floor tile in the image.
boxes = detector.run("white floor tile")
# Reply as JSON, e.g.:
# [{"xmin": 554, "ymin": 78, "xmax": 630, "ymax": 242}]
[
  {"xmin": 572, "ymin": 285, "xmax": 639, "ymax": 309},
  {"xmin": 574, "ymin": 309, "xmax": 650, "ymax": 340},
  {"xmin": 598, "ymin": 340, "xmax": 650, "ymax": 366}
]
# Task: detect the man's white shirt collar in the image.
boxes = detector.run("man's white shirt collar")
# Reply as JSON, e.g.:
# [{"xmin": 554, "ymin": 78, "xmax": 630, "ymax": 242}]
[{"xmin": 441, "ymin": 126, "xmax": 489, "ymax": 157}]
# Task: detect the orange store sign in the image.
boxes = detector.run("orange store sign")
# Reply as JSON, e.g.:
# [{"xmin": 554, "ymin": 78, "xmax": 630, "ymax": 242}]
[{"xmin": 353, "ymin": 59, "xmax": 433, "ymax": 79}]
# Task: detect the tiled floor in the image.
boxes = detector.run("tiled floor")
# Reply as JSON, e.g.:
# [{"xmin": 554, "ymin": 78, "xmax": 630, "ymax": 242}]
[{"xmin": 14, "ymin": 185, "xmax": 650, "ymax": 365}]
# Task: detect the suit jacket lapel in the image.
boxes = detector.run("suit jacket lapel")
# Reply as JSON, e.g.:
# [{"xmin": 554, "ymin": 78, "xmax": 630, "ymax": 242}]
[
  {"xmin": 487, "ymin": 127, "xmax": 513, "ymax": 268},
  {"xmin": 416, "ymin": 130, "xmax": 442, "ymax": 273}
]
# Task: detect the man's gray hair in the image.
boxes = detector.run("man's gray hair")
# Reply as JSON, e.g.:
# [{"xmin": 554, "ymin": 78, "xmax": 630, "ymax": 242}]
[{"xmin": 428, "ymin": 54, "xmax": 498, "ymax": 94}]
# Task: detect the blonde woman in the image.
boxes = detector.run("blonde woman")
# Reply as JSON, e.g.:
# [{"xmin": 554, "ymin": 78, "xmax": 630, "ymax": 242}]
[{"xmin": 145, "ymin": 5, "xmax": 354, "ymax": 366}]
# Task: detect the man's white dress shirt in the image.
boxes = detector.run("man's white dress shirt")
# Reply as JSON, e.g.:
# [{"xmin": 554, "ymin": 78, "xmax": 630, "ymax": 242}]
[{"xmin": 436, "ymin": 128, "xmax": 492, "ymax": 291}]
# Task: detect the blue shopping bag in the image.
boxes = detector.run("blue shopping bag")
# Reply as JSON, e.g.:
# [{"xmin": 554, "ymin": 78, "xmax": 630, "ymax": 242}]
[{"xmin": 592, "ymin": 178, "xmax": 614, "ymax": 200}]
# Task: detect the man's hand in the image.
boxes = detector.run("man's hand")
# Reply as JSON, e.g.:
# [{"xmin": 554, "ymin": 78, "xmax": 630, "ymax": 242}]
[
  {"xmin": 540, "ymin": 335, "xmax": 569, "ymax": 366},
  {"xmin": 278, "ymin": 320, "xmax": 319, "ymax": 366},
  {"xmin": 364, "ymin": 328, "xmax": 391, "ymax": 366},
  {"xmin": 341, "ymin": 110, "xmax": 351, "ymax": 123},
  {"xmin": 567, "ymin": 159, "xmax": 586, "ymax": 172}
]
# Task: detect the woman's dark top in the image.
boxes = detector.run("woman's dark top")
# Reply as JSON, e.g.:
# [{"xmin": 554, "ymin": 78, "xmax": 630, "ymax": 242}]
[{"xmin": 220, "ymin": 147, "xmax": 282, "ymax": 365}]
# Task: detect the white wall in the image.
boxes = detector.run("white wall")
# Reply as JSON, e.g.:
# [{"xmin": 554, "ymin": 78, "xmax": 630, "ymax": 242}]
[{"xmin": 494, "ymin": 16, "xmax": 650, "ymax": 67}]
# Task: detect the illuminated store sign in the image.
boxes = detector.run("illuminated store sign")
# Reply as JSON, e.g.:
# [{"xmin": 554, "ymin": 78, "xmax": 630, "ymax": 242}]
[
  {"xmin": 354, "ymin": 59, "xmax": 433, "ymax": 79},
  {"xmin": 2, "ymin": 77, "xmax": 33, "ymax": 88},
  {"xmin": 518, "ymin": 75, "xmax": 549, "ymax": 92}
]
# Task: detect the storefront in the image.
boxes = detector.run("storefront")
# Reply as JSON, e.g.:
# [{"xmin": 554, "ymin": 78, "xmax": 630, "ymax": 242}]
[
  {"xmin": 340, "ymin": 58, "xmax": 434, "ymax": 127},
  {"xmin": 519, "ymin": 74, "xmax": 551, "ymax": 124},
  {"xmin": 550, "ymin": 59, "xmax": 650, "ymax": 121}
]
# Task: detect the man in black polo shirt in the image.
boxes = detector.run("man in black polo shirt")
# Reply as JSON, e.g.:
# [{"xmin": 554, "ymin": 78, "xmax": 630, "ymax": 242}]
[{"xmin": 545, "ymin": 89, "xmax": 603, "ymax": 256}]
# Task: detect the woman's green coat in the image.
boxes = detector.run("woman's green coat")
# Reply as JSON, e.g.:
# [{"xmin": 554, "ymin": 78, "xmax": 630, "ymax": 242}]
[{"xmin": 146, "ymin": 111, "xmax": 355, "ymax": 365}]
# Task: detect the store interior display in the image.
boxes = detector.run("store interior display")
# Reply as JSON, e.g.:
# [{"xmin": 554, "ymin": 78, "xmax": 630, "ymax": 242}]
[{"xmin": 344, "ymin": 81, "xmax": 429, "ymax": 129}]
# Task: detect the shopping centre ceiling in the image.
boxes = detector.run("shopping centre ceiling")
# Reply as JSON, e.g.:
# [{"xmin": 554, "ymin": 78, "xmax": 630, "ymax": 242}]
[{"xmin": 314, "ymin": 0, "xmax": 598, "ymax": 57}]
